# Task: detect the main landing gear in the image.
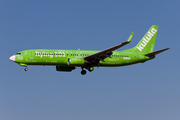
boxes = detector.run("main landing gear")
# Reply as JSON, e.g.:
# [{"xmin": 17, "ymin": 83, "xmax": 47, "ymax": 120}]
[
  {"xmin": 88, "ymin": 66, "xmax": 94, "ymax": 72},
  {"xmin": 81, "ymin": 69, "xmax": 86, "ymax": 75},
  {"xmin": 81, "ymin": 66, "xmax": 94, "ymax": 75}
]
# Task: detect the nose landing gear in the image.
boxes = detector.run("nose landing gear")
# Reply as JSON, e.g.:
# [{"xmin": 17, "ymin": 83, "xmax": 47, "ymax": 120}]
[{"xmin": 24, "ymin": 67, "xmax": 28, "ymax": 71}]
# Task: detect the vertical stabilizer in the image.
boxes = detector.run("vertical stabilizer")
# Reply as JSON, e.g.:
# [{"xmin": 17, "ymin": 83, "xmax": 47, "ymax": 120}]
[{"xmin": 132, "ymin": 25, "xmax": 158, "ymax": 53}]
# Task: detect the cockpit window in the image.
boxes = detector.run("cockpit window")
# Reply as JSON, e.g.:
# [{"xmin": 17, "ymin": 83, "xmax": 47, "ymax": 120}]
[{"xmin": 16, "ymin": 53, "xmax": 23, "ymax": 55}]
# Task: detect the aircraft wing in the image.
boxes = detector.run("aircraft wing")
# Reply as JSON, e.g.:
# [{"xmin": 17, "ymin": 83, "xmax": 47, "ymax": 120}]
[{"xmin": 84, "ymin": 31, "xmax": 134, "ymax": 62}]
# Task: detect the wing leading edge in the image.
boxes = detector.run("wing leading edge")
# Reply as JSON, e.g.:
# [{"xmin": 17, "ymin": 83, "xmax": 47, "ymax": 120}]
[{"xmin": 84, "ymin": 31, "xmax": 134, "ymax": 62}]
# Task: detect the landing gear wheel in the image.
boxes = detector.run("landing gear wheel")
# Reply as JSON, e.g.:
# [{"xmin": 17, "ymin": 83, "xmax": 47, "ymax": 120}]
[
  {"xmin": 88, "ymin": 67, "xmax": 94, "ymax": 72},
  {"xmin": 81, "ymin": 70, "xmax": 86, "ymax": 75},
  {"xmin": 24, "ymin": 68, "xmax": 28, "ymax": 71}
]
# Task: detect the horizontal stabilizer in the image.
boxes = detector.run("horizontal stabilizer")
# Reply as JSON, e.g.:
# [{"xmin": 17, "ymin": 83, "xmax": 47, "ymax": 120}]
[{"xmin": 145, "ymin": 48, "xmax": 170, "ymax": 56}]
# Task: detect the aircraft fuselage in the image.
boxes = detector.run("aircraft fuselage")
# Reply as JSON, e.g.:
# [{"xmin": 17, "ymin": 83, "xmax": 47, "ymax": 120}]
[{"xmin": 11, "ymin": 49, "xmax": 153, "ymax": 67}]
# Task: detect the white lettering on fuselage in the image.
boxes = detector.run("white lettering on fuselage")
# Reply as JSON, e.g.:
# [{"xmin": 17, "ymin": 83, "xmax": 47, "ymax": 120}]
[
  {"xmin": 136, "ymin": 28, "xmax": 157, "ymax": 51},
  {"xmin": 35, "ymin": 52, "xmax": 66, "ymax": 58}
]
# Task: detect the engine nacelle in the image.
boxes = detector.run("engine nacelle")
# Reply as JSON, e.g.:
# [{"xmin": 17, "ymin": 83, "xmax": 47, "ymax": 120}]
[
  {"xmin": 56, "ymin": 66, "xmax": 75, "ymax": 72},
  {"xmin": 67, "ymin": 58, "xmax": 85, "ymax": 65}
]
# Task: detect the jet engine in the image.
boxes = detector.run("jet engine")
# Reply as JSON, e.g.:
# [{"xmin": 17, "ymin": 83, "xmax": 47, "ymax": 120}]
[{"xmin": 56, "ymin": 66, "xmax": 75, "ymax": 72}]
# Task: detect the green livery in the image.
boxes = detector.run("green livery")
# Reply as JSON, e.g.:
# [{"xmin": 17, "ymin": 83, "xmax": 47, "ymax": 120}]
[{"xmin": 9, "ymin": 25, "xmax": 170, "ymax": 75}]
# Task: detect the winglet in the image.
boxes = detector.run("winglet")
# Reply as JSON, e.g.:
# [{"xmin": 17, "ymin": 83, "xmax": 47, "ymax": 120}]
[
  {"xmin": 145, "ymin": 48, "xmax": 170, "ymax": 56},
  {"xmin": 126, "ymin": 31, "xmax": 134, "ymax": 43}
]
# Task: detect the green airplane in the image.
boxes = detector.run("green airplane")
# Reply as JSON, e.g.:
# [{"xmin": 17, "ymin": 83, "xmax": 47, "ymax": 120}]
[{"xmin": 9, "ymin": 25, "xmax": 169, "ymax": 75}]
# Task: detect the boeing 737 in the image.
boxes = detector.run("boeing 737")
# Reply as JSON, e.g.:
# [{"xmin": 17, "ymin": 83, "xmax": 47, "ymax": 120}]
[{"xmin": 9, "ymin": 25, "xmax": 169, "ymax": 75}]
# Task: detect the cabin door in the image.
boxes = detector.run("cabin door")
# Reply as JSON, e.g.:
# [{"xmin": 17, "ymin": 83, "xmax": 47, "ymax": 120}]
[
  {"xmin": 133, "ymin": 53, "xmax": 137, "ymax": 62},
  {"xmin": 29, "ymin": 50, "xmax": 34, "ymax": 59}
]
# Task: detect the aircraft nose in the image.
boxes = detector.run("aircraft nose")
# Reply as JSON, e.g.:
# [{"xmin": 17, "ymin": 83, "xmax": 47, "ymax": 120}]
[{"xmin": 9, "ymin": 55, "xmax": 15, "ymax": 62}]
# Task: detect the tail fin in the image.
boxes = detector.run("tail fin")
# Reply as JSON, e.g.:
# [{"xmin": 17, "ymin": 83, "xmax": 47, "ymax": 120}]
[{"xmin": 133, "ymin": 25, "xmax": 158, "ymax": 53}]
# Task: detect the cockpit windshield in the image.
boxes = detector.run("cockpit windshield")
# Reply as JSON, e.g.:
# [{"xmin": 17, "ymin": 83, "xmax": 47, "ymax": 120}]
[{"xmin": 16, "ymin": 53, "xmax": 23, "ymax": 55}]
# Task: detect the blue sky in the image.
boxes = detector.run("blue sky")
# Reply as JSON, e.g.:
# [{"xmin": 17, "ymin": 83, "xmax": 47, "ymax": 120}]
[{"xmin": 0, "ymin": 0, "xmax": 179, "ymax": 120}]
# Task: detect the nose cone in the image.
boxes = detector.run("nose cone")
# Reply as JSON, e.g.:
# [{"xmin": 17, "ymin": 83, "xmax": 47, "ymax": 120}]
[{"xmin": 9, "ymin": 55, "xmax": 15, "ymax": 62}]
